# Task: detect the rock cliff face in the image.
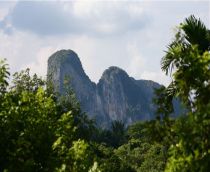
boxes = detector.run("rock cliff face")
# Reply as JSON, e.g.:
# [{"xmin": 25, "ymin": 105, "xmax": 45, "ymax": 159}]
[{"xmin": 47, "ymin": 49, "xmax": 165, "ymax": 127}]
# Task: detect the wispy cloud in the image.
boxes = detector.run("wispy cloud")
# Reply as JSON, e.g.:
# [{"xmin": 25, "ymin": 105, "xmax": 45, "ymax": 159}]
[
  {"xmin": 1, "ymin": 1, "xmax": 151, "ymax": 36},
  {"xmin": 0, "ymin": 0, "xmax": 209, "ymax": 86}
]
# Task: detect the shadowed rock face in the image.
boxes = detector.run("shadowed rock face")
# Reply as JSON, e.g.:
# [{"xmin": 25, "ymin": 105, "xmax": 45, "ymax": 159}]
[{"xmin": 47, "ymin": 49, "xmax": 162, "ymax": 128}]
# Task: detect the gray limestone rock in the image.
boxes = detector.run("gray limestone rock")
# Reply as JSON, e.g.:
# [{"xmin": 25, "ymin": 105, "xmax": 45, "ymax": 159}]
[{"xmin": 47, "ymin": 49, "xmax": 176, "ymax": 128}]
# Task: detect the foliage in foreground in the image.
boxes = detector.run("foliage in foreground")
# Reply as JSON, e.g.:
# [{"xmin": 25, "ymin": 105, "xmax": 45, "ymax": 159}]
[
  {"xmin": 0, "ymin": 62, "xmax": 95, "ymax": 171},
  {"xmin": 154, "ymin": 15, "xmax": 210, "ymax": 172},
  {"xmin": 0, "ymin": 15, "xmax": 209, "ymax": 172},
  {"xmin": 0, "ymin": 59, "xmax": 165, "ymax": 172}
]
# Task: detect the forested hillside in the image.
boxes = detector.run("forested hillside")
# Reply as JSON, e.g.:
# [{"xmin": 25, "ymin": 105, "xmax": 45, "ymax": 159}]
[{"xmin": 0, "ymin": 15, "xmax": 209, "ymax": 172}]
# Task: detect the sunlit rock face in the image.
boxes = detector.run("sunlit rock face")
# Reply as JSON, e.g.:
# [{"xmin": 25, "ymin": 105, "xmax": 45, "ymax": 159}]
[
  {"xmin": 47, "ymin": 50, "xmax": 98, "ymax": 119},
  {"xmin": 47, "ymin": 49, "xmax": 167, "ymax": 128}
]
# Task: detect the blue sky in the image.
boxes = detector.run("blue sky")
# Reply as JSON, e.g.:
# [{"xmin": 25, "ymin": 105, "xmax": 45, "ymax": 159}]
[{"xmin": 0, "ymin": 0, "xmax": 209, "ymax": 85}]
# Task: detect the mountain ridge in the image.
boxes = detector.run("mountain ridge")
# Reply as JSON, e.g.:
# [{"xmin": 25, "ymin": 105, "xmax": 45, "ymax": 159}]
[{"xmin": 47, "ymin": 49, "xmax": 174, "ymax": 127}]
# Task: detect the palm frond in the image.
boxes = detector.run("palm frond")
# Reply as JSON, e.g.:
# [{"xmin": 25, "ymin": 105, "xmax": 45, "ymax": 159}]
[
  {"xmin": 182, "ymin": 15, "xmax": 210, "ymax": 52},
  {"xmin": 161, "ymin": 41, "xmax": 181, "ymax": 75}
]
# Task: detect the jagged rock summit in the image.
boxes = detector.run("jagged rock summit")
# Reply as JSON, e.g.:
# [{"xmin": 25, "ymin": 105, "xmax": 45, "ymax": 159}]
[{"xmin": 47, "ymin": 49, "xmax": 162, "ymax": 127}]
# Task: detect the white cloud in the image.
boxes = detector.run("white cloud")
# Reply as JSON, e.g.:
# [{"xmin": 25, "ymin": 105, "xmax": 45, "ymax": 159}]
[
  {"xmin": 126, "ymin": 43, "xmax": 146, "ymax": 78},
  {"xmin": 140, "ymin": 70, "xmax": 171, "ymax": 86},
  {"xmin": 0, "ymin": 1, "xmax": 16, "ymax": 21},
  {"xmin": 22, "ymin": 46, "xmax": 55, "ymax": 78},
  {"xmin": 0, "ymin": 1, "xmax": 150, "ymax": 36},
  {"xmin": 0, "ymin": 0, "xmax": 209, "ymax": 86},
  {"xmin": 0, "ymin": 8, "xmax": 8, "ymax": 21}
]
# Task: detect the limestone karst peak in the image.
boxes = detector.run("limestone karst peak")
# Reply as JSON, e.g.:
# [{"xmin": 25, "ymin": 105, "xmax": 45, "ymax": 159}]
[
  {"xmin": 47, "ymin": 49, "xmax": 181, "ymax": 128},
  {"xmin": 100, "ymin": 66, "xmax": 129, "ymax": 81}
]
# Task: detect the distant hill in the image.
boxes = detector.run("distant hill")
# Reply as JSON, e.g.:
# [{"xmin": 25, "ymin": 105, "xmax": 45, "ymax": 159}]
[{"xmin": 47, "ymin": 49, "xmax": 180, "ymax": 128}]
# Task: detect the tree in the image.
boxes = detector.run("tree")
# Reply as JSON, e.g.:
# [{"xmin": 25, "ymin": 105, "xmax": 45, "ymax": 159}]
[
  {"xmin": 0, "ymin": 68, "xmax": 58, "ymax": 171},
  {"xmin": 156, "ymin": 15, "xmax": 210, "ymax": 171},
  {"xmin": 118, "ymin": 121, "xmax": 167, "ymax": 172},
  {"xmin": 0, "ymin": 62, "xmax": 96, "ymax": 171},
  {"xmin": 0, "ymin": 59, "xmax": 9, "ymax": 96}
]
